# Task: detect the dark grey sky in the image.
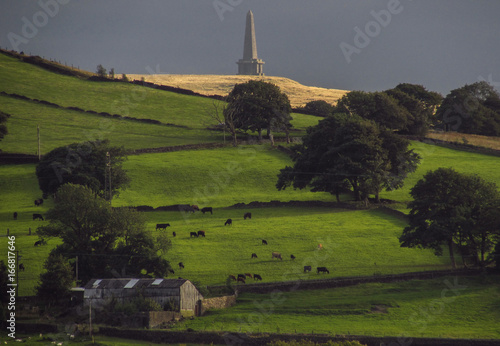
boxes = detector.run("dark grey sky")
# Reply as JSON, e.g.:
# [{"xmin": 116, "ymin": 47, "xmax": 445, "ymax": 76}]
[{"xmin": 1, "ymin": 0, "xmax": 499, "ymax": 96}]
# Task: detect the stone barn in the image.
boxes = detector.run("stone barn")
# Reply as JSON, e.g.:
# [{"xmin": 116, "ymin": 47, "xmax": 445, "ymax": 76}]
[{"xmin": 83, "ymin": 278, "xmax": 204, "ymax": 317}]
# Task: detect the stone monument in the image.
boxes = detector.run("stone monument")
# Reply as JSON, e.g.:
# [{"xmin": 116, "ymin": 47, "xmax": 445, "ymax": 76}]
[{"xmin": 237, "ymin": 10, "xmax": 264, "ymax": 76}]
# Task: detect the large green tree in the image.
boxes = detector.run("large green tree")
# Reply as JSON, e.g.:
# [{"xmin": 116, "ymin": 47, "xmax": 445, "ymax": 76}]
[
  {"xmin": 435, "ymin": 81, "xmax": 500, "ymax": 135},
  {"xmin": 276, "ymin": 113, "xmax": 420, "ymax": 204},
  {"xmin": 36, "ymin": 139, "xmax": 129, "ymax": 199},
  {"xmin": 303, "ymin": 100, "xmax": 334, "ymax": 117},
  {"xmin": 37, "ymin": 184, "xmax": 172, "ymax": 284},
  {"xmin": 400, "ymin": 168, "xmax": 500, "ymax": 268},
  {"xmin": 36, "ymin": 254, "xmax": 74, "ymax": 305},
  {"xmin": 384, "ymin": 83, "xmax": 443, "ymax": 136},
  {"xmin": 225, "ymin": 80, "xmax": 292, "ymax": 141},
  {"xmin": 335, "ymin": 91, "xmax": 411, "ymax": 132}
]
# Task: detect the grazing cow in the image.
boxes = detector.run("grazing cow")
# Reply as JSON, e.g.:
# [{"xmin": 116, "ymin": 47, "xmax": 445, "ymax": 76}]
[
  {"xmin": 237, "ymin": 277, "xmax": 246, "ymax": 284},
  {"xmin": 156, "ymin": 223, "xmax": 170, "ymax": 230},
  {"xmin": 251, "ymin": 253, "xmax": 258, "ymax": 259},
  {"xmin": 33, "ymin": 213, "xmax": 44, "ymax": 221},
  {"xmin": 191, "ymin": 205, "xmax": 200, "ymax": 211},
  {"xmin": 245, "ymin": 273, "xmax": 253, "ymax": 278},
  {"xmin": 197, "ymin": 230, "xmax": 205, "ymax": 237},
  {"xmin": 290, "ymin": 254, "xmax": 296, "ymax": 260},
  {"xmin": 318, "ymin": 243, "xmax": 323, "ymax": 250},
  {"xmin": 178, "ymin": 262, "xmax": 184, "ymax": 269},
  {"xmin": 262, "ymin": 239, "xmax": 268, "ymax": 245},
  {"xmin": 34, "ymin": 240, "xmax": 45, "ymax": 247},
  {"xmin": 303, "ymin": 266, "xmax": 312, "ymax": 273},
  {"xmin": 244, "ymin": 212, "xmax": 252, "ymax": 220},
  {"xmin": 34, "ymin": 198, "xmax": 43, "ymax": 206},
  {"xmin": 224, "ymin": 218, "xmax": 232, "ymax": 226},
  {"xmin": 201, "ymin": 207, "xmax": 213, "ymax": 215},
  {"xmin": 172, "ymin": 231, "xmax": 176, "ymax": 237},
  {"xmin": 229, "ymin": 274, "xmax": 237, "ymax": 281},
  {"xmin": 272, "ymin": 252, "xmax": 283, "ymax": 260},
  {"xmin": 13, "ymin": 212, "xmax": 17, "ymax": 220},
  {"xmin": 190, "ymin": 232, "xmax": 198, "ymax": 237},
  {"xmin": 254, "ymin": 274, "xmax": 262, "ymax": 281},
  {"xmin": 317, "ymin": 267, "xmax": 329, "ymax": 274},
  {"xmin": 19, "ymin": 263, "xmax": 25, "ymax": 271},
  {"xmin": 237, "ymin": 274, "xmax": 246, "ymax": 280}
]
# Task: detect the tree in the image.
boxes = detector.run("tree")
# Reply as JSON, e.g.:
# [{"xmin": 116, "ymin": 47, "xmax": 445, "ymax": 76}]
[
  {"xmin": 37, "ymin": 184, "xmax": 172, "ymax": 284},
  {"xmin": 206, "ymin": 99, "xmax": 239, "ymax": 146},
  {"xmin": 335, "ymin": 91, "xmax": 411, "ymax": 132},
  {"xmin": 121, "ymin": 73, "xmax": 129, "ymax": 82},
  {"xmin": 0, "ymin": 110, "xmax": 10, "ymax": 143},
  {"xmin": 225, "ymin": 80, "xmax": 292, "ymax": 141},
  {"xmin": 303, "ymin": 100, "xmax": 334, "ymax": 117},
  {"xmin": 276, "ymin": 113, "xmax": 420, "ymax": 204},
  {"xmin": 435, "ymin": 81, "xmax": 500, "ymax": 135},
  {"xmin": 36, "ymin": 254, "xmax": 74, "ymax": 305},
  {"xmin": 400, "ymin": 168, "xmax": 500, "ymax": 268},
  {"xmin": 384, "ymin": 84, "xmax": 443, "ymax": 136},
  {"xmin": 96, "ymin": 64, "xmax": 107, "ymax": 78},
  {"xmin": 36, "ymin": 139, "xmax": 129, "ymax": 199},
  {"xmin": 109, "ymin": 67, "xmax": 115, "ymax": 79}
]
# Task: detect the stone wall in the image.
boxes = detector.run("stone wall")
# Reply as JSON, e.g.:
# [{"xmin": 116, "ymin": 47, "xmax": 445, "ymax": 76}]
[
  {"xmin": 201, "ymin": 295, "xmax": 236, "ymax": 315},
  {"xmin": 147, "ymin": 311, "xmax": 182, "ymax": 329}
]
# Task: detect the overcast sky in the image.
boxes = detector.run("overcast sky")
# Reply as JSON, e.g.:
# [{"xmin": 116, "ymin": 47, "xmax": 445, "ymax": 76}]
[{"xmin": 1, "ymin": 0, "xmax": 499, "ymax": 96}]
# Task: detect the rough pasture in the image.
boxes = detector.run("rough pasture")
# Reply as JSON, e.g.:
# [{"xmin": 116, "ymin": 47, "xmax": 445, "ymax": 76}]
[{"xmin": 144, "ymin": 207, "xmax": 451, "ymax": 287}]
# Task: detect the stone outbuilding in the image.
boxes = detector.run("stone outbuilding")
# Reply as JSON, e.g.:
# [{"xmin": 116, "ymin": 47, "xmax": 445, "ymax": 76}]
[{"xmin": 83, "ymin": 278, "xmax": 204, "ymax": 317}]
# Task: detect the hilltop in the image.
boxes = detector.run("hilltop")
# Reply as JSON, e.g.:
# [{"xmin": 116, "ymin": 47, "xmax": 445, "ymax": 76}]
[{"xmin": 127, "ymin": 74, "xmax": 349, "ymax": 108}]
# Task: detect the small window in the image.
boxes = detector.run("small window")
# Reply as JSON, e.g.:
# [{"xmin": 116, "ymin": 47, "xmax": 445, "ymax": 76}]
[
  {"xmin": 152, "ymin": 279, "xmax": 163, "ymax": 286},
  {"xmin": 124, "ymin": 279, "xmax": 139, "ymax": 288}
]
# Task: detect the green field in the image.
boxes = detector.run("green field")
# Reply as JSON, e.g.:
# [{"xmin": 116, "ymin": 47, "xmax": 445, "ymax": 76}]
[
  {"xmin": 1, "ymin": 51, "xmax": 499, "ymax": 340},
  {"xmin": 175, "ymin": 275, "xmax": 500, "ymax": 339}
]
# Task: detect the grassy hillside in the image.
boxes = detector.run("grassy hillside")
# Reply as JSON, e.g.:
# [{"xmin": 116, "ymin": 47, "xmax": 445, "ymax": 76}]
[{"xmin": 127, "ymin": 73, "xmax": 349, "ymax": 108}]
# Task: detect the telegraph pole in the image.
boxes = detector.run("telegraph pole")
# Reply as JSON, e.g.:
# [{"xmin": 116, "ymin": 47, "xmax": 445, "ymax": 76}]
[{"xmin": 105, "ymin": 152, "xmax": 112, "ymax": 201}]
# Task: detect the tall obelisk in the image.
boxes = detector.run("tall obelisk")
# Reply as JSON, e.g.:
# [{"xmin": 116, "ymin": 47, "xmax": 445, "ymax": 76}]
[{"xmin": 237, "ymin": 10, "xmax": 264, "ymax": 76}]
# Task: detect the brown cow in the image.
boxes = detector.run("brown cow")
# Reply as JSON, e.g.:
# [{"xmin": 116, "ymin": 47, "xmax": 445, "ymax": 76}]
[
  {"xmin": 237, "ymin": 277, "xmax": 246, "ymax": 284},
  {"xmin": 229, "ymin": 274, "xmax": 237, "ymax": 281},
  {"xmin": 245, "ymin": 273, "xmax": 253, "ymax": 278},
  {"xmin": 197, "ymin": 230, "xmax": 205, "ymax": 237},
  {"xmin": 272, "ymin": 252, "xmax": 282, "ymax": 260},
  {"xmin": 318, "ymin": 243, "xmax": 323, "ymax": 250},
  {"xmin": 244, "ymin": 212, "xmax": 252, "ymax": 220}
]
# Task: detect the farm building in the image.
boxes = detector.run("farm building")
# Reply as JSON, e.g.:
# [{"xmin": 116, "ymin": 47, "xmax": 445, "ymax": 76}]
[{"xmin": 83, "ymin": 278, "xmax": 204, "ymax": 316}]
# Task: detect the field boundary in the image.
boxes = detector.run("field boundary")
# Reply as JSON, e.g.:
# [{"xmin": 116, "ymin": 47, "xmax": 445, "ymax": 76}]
[
  {"xmin": 208, "ymin": 268, "xmax": 481, "ymax": 294},
  {"xmin": 409, "ymin": 135, "xmax": 500, "ymax": 157}
]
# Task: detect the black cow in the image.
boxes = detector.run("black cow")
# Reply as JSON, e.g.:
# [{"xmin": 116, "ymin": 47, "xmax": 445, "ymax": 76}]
[
  {"xmin": 178, "ymin": 262, "xmax": 184, "ymax": 269},
  {"xmin": 197, "ymin": 230, "xmax": 205, "ymax": 237},
  {"xmin": 34, "ymin": 240, "xmax": 46, "ymax": 246},
  {"xmin": 254, "ymin": 274, "xmax": 262, "ymax": 281},
  {"xmin": 290, "ymin": 254, "xmax": 296, "ymax": 260},
  {"xmin": 244, "ymin": 212, "xmax": 252, "ymax": 220},
  {"xmin": 317, "ymin": 267, "xmax": 330, "ymax": 274},
  {"xmin": 190, "ymin": 232, "xmax": 198, "ymax": 237},
  {"xmin": 156, "ymin": 223, "xmax": 170, "ymax": 230},
  {"xmin": 19, "ymin": 263, "xmax": 25, "ymax": 271},
  {"xmin": 13, "ymin": 212, "xmax": 17, "ymax": 220},
  {"xmin": 237, "ymin": 277, "xmax": 246, "ymax": 284},
  {"xmin": 172, "ymin": 231, "xmax": 176, "ymax": 237},
  {"xmin": 262, "ymin": 239, "xmax": 268, "ymax": 245},
  {"xmin": 237, "ymin": 274, "xmax": 246, "ymax": 280},
  {"xmin": 201, "ymin": 207, "xmax": 213, "ymax": 215},
  {"xmin": 224, "ymin": 218, "xmax": 232, "ymax": 226},
  {"xmin": 33, "ymin": 213, "xmax": 44, "ymax": 221},
  {"xmin": 303, "ymin": 266, "xmax": 312, "ymax": 273},
  {"xmin": 34, "ymin": 198, "xmax": 43, "ymax": 206},
  {"xmin": 251, "ymin": 253, "xmax": 258, "ymax": 259}
]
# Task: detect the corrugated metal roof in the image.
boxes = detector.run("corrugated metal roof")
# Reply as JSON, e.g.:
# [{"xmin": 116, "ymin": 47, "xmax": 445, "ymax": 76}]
[{"xmin": 84, "ymin": 278, "xmax": 188, "ymax": 290}]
